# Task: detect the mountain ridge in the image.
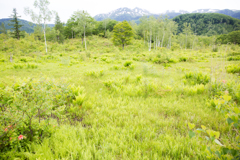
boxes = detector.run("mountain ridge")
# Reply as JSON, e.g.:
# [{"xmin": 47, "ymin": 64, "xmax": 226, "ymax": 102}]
[
  {"xmin": 94, "ymin": 8, "xmax": 240, "ymax": 21},
  {"xmin": 0, "ymin": 18, "xmax": 55, "ymax": 34}
]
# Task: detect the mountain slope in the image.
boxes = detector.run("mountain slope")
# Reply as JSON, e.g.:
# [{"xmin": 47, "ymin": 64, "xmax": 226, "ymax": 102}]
[
  {"xmin": 172, "ymin": 13, "xmax": 240, "ymax": 36},
  {"xmin": 94, "ymin": 7, "xmax": 151, "ymax": 21},
  {"xmin": 0, "ymin": 18, "xmax": 54, "ymax": 34},
  {"xmin": 94, "ymin": 8, "xmax": 240, "ymax": 21}
]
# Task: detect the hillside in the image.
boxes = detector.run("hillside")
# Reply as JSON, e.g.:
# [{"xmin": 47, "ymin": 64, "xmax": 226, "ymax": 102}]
[
  {"xmin": 0, "ymin": 18, "xmax": 54, "ymax": 34},
  {"xmin": 172, "ymin": 13, "xmax": 240, "ymax": 36}
]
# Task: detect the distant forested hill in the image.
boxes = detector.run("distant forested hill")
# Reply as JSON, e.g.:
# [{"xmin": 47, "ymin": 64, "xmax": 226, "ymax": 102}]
[
  {"xmin": 172, "ymin": 13, "xmax": 240, "ymax": 36},
  {"xmin": 0, "ymin": 18, "xmax": 54, "ymax": 34}
]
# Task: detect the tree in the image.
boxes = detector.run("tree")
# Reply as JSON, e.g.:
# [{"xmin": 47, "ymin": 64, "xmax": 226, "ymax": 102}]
[
  {"xmin": 102, "ymin": 18, "xmax": 110, "ymax": 38},
  {"xmin": 64, "ymin": 20, "xmax": 77, "ymax": 39},
  {"xmin": 112, "ymin": 21, "xmax": 134, "ymax": 50},
  {"xmin": 71, "ymin": 10, "xmax": 94, "ymax": 50},
  {"xmin": 0, "ymin": 23, "xmax": 7, "ymax": 34},
  {"xmin": 8, "ymin": 8, "xmax": 23, "ymax": 39},
  {"xmin": 24, "ymin": 0, "xmax": 53, "ymax": 53},
  {"xmin": 54, "ymin": 13, "xmax": 64, "ymax": 43},
  {"xmin": 182, "ymin": 23, "xmax": 193, "ymax": 49},
  {"xmin": 33, "ymin": 24, "xmax": 43, "ymax": 40}
]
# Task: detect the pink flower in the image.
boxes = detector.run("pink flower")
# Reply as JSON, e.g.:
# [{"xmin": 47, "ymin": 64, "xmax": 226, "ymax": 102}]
[
  {"xmin": 4, "ymin": 128, "xmax": 8, "ymax": 132},
  {"xmin": 18, "ymin": 135, "xmax": 24, "ymax": 140},
  {"xmin": 222, "ymin": 80, "xmax": 226, "ymax": 84},
  {"xmin": 10, "ymin": 137, "xmax": 12, "ymax": 141}
]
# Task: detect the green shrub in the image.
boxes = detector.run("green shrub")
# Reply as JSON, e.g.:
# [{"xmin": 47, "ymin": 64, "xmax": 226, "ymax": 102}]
[
  {"xmin": 20, "ymin": 58, "xmax": 27, "ymax": 62},
  {"xmin": 85, "ymin": 70, "xmax": 104, "ymax": 78},
  {"xmin": 27, "ymin": 63, "xmax": 38, "ymax": 69},
  {"xmin": 227, "ymin": 52, "xmax": 240, "ymax": 56},
  {"xmin": 123, "ymin": 61, "xmax": 132, "ymax": 67},
  {"xmin": 227, "ymin": 56, "xmax": 240, "ymax": 61},
  {"xmin": 226, "ymin": 64, "xmax": 240, "ymax": 74},
  {"xmin": 13, "ymin": 63, "xmax": 24, "ymax": 69},
  {"xmin": 0, "ymin": 59, "xmax": 6, "ymax": 62},
  {"xmin": 0, "ymin": 78, "xmax": 85, "ymax": 154},
  {"xmin": 184, "ymin": 72, "xmax": 210, "ymax": 85}
]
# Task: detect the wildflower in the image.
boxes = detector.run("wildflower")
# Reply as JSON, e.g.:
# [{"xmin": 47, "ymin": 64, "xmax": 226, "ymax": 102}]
[
  {"xmin": 222, "ymin": 80, "xmax": 226, "ymax": 84},
  {"xmin": 4, "ymin": 128, "xmax": 8, "ymax": 132},
  {"xmin": 225, "ymin": 90, "xmax": 229, "ymax": 95},
  {"xmin": 10, "ymin": 137, "xmax": 12, "ymax": 141},
  {"xmin": 18, "ymin": 135, "xmax": 24, "ymax": 140}
]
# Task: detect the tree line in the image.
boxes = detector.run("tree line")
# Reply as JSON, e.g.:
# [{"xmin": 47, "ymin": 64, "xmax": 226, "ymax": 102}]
[{"xmin": 1, "ymin": 0, "xmax": 240, "ymax": 52}]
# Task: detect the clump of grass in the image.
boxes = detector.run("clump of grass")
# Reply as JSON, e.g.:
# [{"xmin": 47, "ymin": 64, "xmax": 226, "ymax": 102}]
[
  {"xmin": 227, "ymin": 56, "xmax": 240, "ymax": 61},
  {"xmin": 13, "ymin": 63, "xmax": 24, "ymax": 69},
  {"xmin": 27, "ymin": 63, "xmax": 38, "ymax": 69},
  {"xmin": 20, "ymin": 57, "xmax": 27, "ymax": 62},
  {"xmin": 226, "ymin": 64, "xmax": 240, "ymax": 74},
  {"xmin": 183, "ymin": 84, "xmax": 205, "ymax": 96},
  {"xmin": 123, "ymin": 61, "xmax": 132, "ymax": 67},
  {"xmin": 184, "ymin": 71, "xmax": 210, "ymax": 85},
  {"xmin": 85, "ymin": 70, "xmax": 104, "ymax": 78},
  {"xmin": 0, "ymin": 59, "xmax": 6, "ymax": 62},
  {"xmin": 227, "ymin": 52, "xmax": 240, "ymax": 56}
]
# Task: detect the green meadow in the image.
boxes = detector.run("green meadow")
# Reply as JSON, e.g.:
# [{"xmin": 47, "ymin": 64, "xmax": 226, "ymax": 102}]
[{"xmin": 0, "ymin": 35, "xmax": 240, "ymax": 159}]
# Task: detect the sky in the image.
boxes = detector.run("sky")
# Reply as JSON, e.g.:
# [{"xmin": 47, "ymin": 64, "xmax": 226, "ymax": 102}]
[{"xmin": 1, "ymin": 0, "xmax": 240, "ymax": 24}]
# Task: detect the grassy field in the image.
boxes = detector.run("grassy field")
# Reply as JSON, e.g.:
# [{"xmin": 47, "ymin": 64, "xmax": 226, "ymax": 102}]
[{"xmin": 0, "ymin": 35, "xmax": 240, "ymax": 159}]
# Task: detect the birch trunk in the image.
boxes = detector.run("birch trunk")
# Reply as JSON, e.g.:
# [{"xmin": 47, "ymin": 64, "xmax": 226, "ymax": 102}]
[
  {"xmin": 156, "ymin": 37, "xmax": 157, "ymax": 49},
  {"xmin": 84, "ymin": 25, "xmax": 87, "ymax": 50},
  {"xmin": 144, "ymin": 31, "xmax": 145, "ymax": 44},
  {"xmin": 149, "ymin": 31, "xmax": 151, "ymax": 51},
  {"xmin": 43, "ymin": 23, "xmax": 47, "ymax": 53},
  {"xmin": 161, "ymin": 32, "xmax": 165, "ymax": 48},
  {"xmin": 185, "ymin": 33, "xmax": 187, "ymax": 50},
  {"xmin": 169, "ymin": 36, "xmax": 171, "ymax": 50}
]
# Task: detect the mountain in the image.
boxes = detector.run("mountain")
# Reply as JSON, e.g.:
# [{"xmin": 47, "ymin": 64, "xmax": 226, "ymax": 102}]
[
  {"xmin": 94, "ymin": 7, "xmax": 152, "ymax": 21},
  {"xmin": 0, "ymin": 18, "xmax": 54, "ymax": 34},
  {"xmin": 172, "ymin": 13, "xmax": 240, "ymax": 36},
  {"xmin": 94, "ymin": 8, "xmax": 240, "ymax": 21}
]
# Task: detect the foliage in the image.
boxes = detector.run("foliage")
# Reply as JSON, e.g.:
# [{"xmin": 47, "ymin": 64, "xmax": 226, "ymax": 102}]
[
  {"xmin": 173, "ymin": 13, "xmax": 240, "ymax": 36},
  {"xmin": 216, "ymin": 30, "xmax": 240, "ymax": 44},
  {"xmin": 226, "ymin": 64, "xmax": 240, "ymax": 74},
  {"xmin": 0, "ymin": 33, "xmax": 240, "ymax": 159},
  {"xmin": 54, "ymin": 13, "xmax": 64, "ymax": 43},
  {"xmin": 24, "ymin": 0, "xmax": 54, "ymax": 53},
  {"xmin": 0, "ymin": 78, "xmax": 85, "ymax": 156},
  {"xmin": 112, "ymin": 21, "xmax": 134, "ymax": 50},
  {"xmin": 70, "ymin": 10, "xmax": 94, "ymax": 48},
  {"xmin": 0, "ymin": 23, "xmax": 7, "ymax": 34},
  {"xmin": 8, "ymin": 8, "xmax": 23, "ymax": 40},
  {"xmin": 184, "ymin": 71, "xmax": 210, "ymax": 85}
]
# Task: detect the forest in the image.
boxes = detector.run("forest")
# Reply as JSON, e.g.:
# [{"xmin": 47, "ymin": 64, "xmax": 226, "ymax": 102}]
[{"xmin": 0, "ymin": 0, "xmax": 240, "ymax": 159}]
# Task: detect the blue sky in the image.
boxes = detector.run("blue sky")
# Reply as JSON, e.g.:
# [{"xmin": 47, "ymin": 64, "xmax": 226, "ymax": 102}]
[{"xmin": 0, "ymin": 0, "xmax": 240, "ymax": 23}]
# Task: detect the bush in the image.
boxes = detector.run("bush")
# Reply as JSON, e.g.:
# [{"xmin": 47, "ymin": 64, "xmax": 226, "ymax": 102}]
[
  {"xmin": 85, "ymin": 70, "xmax": 104, "ymax": 78},
  {"xmin": 123, "ymin": 61, "xmax": 132, "ymax": 67},
  {"xmin": 226, "ymin": 64, "xmax": 240, "ymax": 74},
  {"xmin": 0, "ymin": 59, "xmax": 6, "ymax": 62},
  {"xmin": 227, "ymin": 52, "xmax": 240, "ymax": 56},
  {"xmin": 0, "ymin": 78, "xmax": 85, "ymax": 154},
  {"xmin": 13, "ymin": 63, "xmax": 24, "ymax": 69},
  {"xmin": 184, "ymin": 72, "xmax": 210, "ymax": 85},
  {"xmin": 20, "ymin": 58, "xmax": 27, "ymax": 62},
  {"xmin": 27, "ymin": 63, "xmax": 38, "ymax": 69},
  {"xmin": 227, "ymin": 56, "xmax": 240, "ymax": 61}
]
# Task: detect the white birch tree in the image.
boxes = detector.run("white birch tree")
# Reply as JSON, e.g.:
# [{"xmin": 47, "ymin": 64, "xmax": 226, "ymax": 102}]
[
  {"xmin": 71, "ymin": 10, "xmax": 93, "ymax": 50},
  {"xmin": 24, "ymin": 0, "xmax": 53, "ymax": 53}
]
